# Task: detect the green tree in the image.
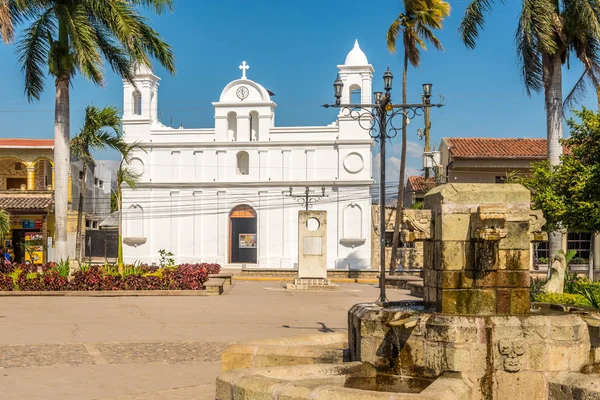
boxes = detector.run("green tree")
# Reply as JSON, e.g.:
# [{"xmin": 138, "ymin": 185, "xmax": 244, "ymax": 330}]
[
  {"xmin": 386, "ymin": 0, "xmax": 450, "ymax": 273},
  {"xmin": 527, "ymin": 108, "xmax": 600, "ymax": 232},
  {"xmin": 2, "ymin": 0, "xmax": 175, "ymax": 261},
  {"xmin": 71, "ymin": 105, "xmax": 122, "ymax": 261},
  {"xmin": 525, "ymin": 108, "xmax": 600, "ymax": 274},
  {"xmin": 460, "ymin": 0, "xmax": 600, "ymax": 261},
  {"xmin": 116, "ymin": 141, "xmax": 145, "ymax": 271}
]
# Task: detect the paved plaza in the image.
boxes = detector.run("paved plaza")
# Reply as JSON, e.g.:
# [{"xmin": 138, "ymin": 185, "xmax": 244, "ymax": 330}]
[{"xmin": 0, "ymin": 281, "xmax": 416, "ymax": 400}]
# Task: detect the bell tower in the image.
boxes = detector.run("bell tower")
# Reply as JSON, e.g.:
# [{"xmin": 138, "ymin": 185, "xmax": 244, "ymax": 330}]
[{"xmin": 123, "ymin": 64, "xmax": 160, "ymax": 123}]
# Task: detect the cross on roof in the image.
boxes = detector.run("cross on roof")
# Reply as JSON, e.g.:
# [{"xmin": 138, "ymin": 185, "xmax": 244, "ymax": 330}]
[{"xmin": 239, "ymin": 61, "xmax": 249, "ymax": 79}]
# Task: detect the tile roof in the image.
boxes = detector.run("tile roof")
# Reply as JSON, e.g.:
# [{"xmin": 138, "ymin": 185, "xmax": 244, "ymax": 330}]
[
  {"xmin": 406, "ymin": 176, "xmax": 436, "ymax": 192},
  {"xmin": 0, "ymin": 195, "xmax": 53, "ymax": 210},
  {"xmin": 445, "ymin": 138, "xmax": 548, "ymax": 159},
  {"xmin": 0, "ymin": 139, "xmax": 54, "ymax": 148}
]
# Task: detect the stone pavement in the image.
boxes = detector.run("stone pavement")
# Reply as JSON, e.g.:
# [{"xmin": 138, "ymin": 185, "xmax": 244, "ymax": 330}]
[{"xmin": 0, "ymin": 281, "xmax": 416, "ymax": 400}]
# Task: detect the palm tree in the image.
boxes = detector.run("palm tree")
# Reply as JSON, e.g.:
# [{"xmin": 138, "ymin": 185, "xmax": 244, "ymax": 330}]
[
  {"xmin": 116, "ymin": 141, "xmax": 145, "ymax": 271},
  {"xmin": 4, "ymin": 0, "xmax": 175, "ymax": 262},
  {"xmin": 0, "ymin": 1, "xmax": 13, "ymax": 43},
  {"xmin": 459, "ymin": 0, "xmax": 600, "ymax": 262},
  {"xmin": 387, "ymin": 0, "xmax": 450, "ymax": 273},
  {"xmin": 71, "ymin": 105, "xmax": 122, "ymax": 261},
  {"xmin": 0, "ymin": 209, "xmax": 10, "ymax": 239}
]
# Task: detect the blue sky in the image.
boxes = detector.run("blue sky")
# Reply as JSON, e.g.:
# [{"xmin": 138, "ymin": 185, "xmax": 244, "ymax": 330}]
[{"xmin": 0, "ymin": 0, "xmax": 597, "ymax": 181}]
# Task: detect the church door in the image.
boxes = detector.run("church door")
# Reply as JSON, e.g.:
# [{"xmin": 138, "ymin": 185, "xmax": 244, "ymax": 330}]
[{"xmin": 229, "ymin": 205, "xmax": 257, "ymax": 263}]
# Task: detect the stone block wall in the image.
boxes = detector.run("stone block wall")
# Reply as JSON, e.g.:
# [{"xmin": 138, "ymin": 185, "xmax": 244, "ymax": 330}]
[{"xmin": 419, "ymin": 184, "xmax": 541, "ymax": 315}]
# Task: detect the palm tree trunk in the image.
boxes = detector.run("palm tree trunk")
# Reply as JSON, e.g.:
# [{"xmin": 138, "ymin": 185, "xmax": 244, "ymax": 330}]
[
  {"xmin": 596, "ymin": 85, "xmax": 600, "ymax": 110},
  {"xmin": 117, "ymin": 185, "xmax": 123, "ymax": 273},
  {"xmin": 389, "ymin": 51, "xmax": 409, "ymax": 274},
  {"xmin": 544, "ymin": 53, "xmax": 564, "ymax": 267},
  {"xmin": 53, "ymin": 77, "xmax": 70, "ymax": 262},
  {"xmin": 74, "ymin": 163, "xmax": 86, "ymax": 261}
]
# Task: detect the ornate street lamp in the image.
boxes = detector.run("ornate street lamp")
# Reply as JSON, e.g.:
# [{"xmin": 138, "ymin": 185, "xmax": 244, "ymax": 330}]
[{"xmin": 323, "ymin": 73, "xmax": 443, "ymax": 303}]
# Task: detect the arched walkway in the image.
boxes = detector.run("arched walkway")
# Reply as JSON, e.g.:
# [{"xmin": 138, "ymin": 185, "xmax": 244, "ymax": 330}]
[{"xmin": 229, "ymin": 205, "xmax": 257, "ymax": 263}]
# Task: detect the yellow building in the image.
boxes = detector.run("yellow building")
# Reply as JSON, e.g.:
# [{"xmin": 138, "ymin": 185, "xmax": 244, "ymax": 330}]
[{"xmin": 0, "ymin": 139, "xmax": 80, "ymax": 264}]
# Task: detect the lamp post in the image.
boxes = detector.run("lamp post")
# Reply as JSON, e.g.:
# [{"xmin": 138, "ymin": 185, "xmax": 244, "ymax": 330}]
[{"xmin": 323, "ymin": 69, "xmax": 443, "ymax": 303}]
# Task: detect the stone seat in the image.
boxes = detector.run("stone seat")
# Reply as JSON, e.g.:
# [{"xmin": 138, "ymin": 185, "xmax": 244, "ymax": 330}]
[
  {"xmin": 204, "ymin": 278, "xmax": 225, "ymax": 296},
  {"xmin": 407, "ymin": 281, "xmax": 424, "ymax": 298},
  {"xmin": 383, "ymin": 276, "xmax": 423, "ymax": 290},
  {"xmin": 209, "ymin": 273, "xmax": 233, "ymax": 285}
]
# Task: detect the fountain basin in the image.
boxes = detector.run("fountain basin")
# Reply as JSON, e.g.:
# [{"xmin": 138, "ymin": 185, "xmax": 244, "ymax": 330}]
[{"xmin": 216, "ymin": 362, "xmax": 473, "ymax": 400}]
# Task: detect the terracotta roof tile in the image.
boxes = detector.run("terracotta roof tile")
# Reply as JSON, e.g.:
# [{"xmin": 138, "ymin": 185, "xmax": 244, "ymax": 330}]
[
  {"xmin": 0, "ymin": 139, "xmax": 54, "ymax": 148},
  {"xmin": 407, "ymin": 176, "xmax": 436, "ymax": 192},
  {"xmin": 446, "ymin": 138, "xmax": 548, "ymax": 159},
  {"xmin": 0, "ymin": 195, "xmax": 53, "ymax": 210}
]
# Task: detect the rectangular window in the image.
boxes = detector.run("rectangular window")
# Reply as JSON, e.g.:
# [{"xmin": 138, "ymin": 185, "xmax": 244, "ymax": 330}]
[
  {"xmin": 99, "ymin": 180, "xmax": 103, "ymax": 188},
  {"xmin": 495, "ymin": 176, "xmax": 506, "ymax": 184},
  {"xmin": 94, "ymin": 178, "xmax": 99, "ymax": 186},
  {"xmin": 567, "ymin": 232, "xmax": 592, "ymax": 264},
  {"xmin": 534, "ymin": 241, "xmax": 549, "ymax": 264}
]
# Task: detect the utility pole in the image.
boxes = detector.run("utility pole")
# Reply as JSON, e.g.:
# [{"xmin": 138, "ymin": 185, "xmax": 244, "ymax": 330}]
[{"xmin": 423, "ymin": 95, "xmax": 431, "ymax": 180}]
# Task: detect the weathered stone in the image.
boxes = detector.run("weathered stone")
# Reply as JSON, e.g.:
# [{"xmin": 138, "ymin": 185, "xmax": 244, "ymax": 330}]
[
  {"xmin": 509, "ymin": 289, "xmax": 530, "ymax": 314},
  {"xmin": 496, "ymin": 270, "xmax": 530, "ymax": 288},
  {"xmin": 495, "ymin": 371, "xmax": 548, "ymax": 400},
  {"xmin": 499, "ymin": 221, "xmax": 532, "ymax": 250},
  {"xmin": 439, "ymin": 214, "xmax": 472, "ymax": 242},
  {"xmin": 440, "ymin": 289, "xmax": 497, "ymax": 315}
]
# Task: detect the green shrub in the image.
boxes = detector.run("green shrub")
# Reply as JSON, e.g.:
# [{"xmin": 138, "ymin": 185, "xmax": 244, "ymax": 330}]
[
  {"xmin": 530, "ymin": 277, "xmax": 548, "ymax": 301},
  {"xmin": 537, "ymin": 257, "xmax": 549, "ymax": 264},
  {"xmin": 535, "ymin": 292, "xmax": 591, "ymax": 307}
]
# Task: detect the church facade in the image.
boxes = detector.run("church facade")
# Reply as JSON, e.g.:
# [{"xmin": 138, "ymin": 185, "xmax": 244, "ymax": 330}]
[{"xmin": 121, "ymin": 41, "xmax": 375, "ymax": 269}]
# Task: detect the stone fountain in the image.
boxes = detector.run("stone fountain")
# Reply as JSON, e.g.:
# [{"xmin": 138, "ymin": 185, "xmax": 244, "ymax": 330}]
[{"xmin": 217, "ymin": 184, "xmax": 600, "ymax": 400}]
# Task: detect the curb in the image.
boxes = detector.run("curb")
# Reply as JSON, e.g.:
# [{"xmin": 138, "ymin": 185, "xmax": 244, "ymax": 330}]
[
  {"xmin": 233, "ymin": 277, "xmax": 378, "ymax": 284},
  {"xmin": 0, "ymin": 290, "xmax": 209, "ymax": 297}
]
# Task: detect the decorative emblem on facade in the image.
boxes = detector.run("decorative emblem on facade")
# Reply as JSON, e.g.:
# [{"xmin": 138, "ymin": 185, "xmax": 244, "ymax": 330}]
[
  {"xmin": 498, "ymin": 339, "xmax": 526, "ymax": 372},
  {"xmin": 401, "ymin": 210, "xmax": 432, "ymax": 242},
  {"xmin": 236, "ymin": 86, "xmax": 249, "ymax": 101}
]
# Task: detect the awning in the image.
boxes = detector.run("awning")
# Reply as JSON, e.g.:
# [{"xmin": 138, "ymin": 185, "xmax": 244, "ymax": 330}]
[{"xmin": 0, "ymin": 195, "xmax": 54, "ymax": 211}]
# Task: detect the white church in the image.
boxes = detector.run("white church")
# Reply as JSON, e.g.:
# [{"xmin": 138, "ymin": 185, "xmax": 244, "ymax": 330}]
[{"xmin": 121, "ymin": 41, "xmax": 375, "ymax": 270}]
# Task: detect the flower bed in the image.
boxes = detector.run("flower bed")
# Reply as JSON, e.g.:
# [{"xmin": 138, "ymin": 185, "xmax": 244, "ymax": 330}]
[{"xmin": 0, "ymin": 262, "xmax": 221, "ymax": 291}]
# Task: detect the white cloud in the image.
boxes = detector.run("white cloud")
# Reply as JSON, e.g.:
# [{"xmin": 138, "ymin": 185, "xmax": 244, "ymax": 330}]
[
  {"xmin": 406, "ymin": 141, "xmax": 424, "ymax": 158},
  {"xmin": 390, "ymin": 140, "xmax": 425, "ymax": 159}
]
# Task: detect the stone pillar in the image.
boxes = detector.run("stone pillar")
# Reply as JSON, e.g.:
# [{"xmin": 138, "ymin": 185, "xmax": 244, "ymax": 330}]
[
  {"xmin": 26, "ymin": 166, "xmax": 35, "ymax": 191},
  {"xmin": 408, "ymin": 184, "xmax": 543, "ymax": 315}
]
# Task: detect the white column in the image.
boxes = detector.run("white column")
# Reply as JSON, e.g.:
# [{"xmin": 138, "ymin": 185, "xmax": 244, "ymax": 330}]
[
  {"xmin": 194, "ymin": 151, "xmax": 203, "ymax": 182},
  {"xmin": 237, "ymin": 115, "xmax": 251, "ymax": 142},
  {"xmin": 259, "ymin": 150, "xmax": 268, "ymax": 181},
  {"xmin": 258, "ymin": 191, "xmax": 268, "ymax": 266},
  {"xmin": 216, "ymin": 151, "xmax": 226, "ymax": 181},
  {"xmin": 217, "ymin": 190, "xmax": 226, "ymax": 263},
  {"xmin": 193, "ymin": 191, "xmax": 202, "ymax": 259},
  {"xmin": 171, "ymin": 151, "xmax": 180, "ymax": 181},
  {"xmin": 282, "ymin": 150, "xmax": 291, "ymax": 181},
  {"xmin": 170, "ymin": 191, "xmax": 180, "ymax": 261},
  {"xmin": 594, "ymin": 233, "xmax": 600, "ymax": 271},
  {"xmin": 306, "ymin": 150, "xmax": 315, "ymax": 181}
]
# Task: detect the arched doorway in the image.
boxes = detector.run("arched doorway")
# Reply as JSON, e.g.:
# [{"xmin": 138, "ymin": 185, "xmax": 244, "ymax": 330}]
[{"xmin": 229, "ymin": 205, "xmax": 257, "ymax": 263}]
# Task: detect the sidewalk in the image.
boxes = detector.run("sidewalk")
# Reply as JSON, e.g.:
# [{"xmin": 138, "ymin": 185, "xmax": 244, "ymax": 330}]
[{"xmin": 0, "ymin": 281, "xmax": 417, "ymax": 400}]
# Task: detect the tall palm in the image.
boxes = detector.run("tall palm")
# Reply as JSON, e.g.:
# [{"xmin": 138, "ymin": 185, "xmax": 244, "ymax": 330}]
[
  {"xmin": 460, "ymin": 0, "xmax": 600, "ymax": 262},
  {"xmin": 0, "ymin": 209, "xmax": 10, "ymax": 239},
  {"xmin": 71, "ymin": 105, "xmax": 122, "ymax": 261},
  {"xmin": 387, "ymin": 0, "xmax": 450, "ymax": 273},
  {"xmin": 116, "ymin": 141, "xmax": 145, "ymax": 271},
  {"xmin": 0, "ymin": 1, "xmax": 13, "ymax": 43},
  {"xmin": 4, "ymin": 0, "xmax": 175, "ymax": 262}
]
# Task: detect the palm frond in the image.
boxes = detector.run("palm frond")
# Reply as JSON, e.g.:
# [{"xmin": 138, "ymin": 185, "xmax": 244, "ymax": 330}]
[
  {"xmin": 459, "ymin": 0, "xmax": 501, "ymax": 49},
  {"xmin": 16, "ymin": 6, "xmax": 56, "ymax": 101},
  {"xmin": 72, "ymin": 104, "xmax": 123, "ymax": 167},
  {"xmin": 117, "ymin": 164, "xmax": 141, "ymax": 190},
  {"xmin": 417, "ymin": 24, "xmax": 444, "ymax": 50},
  {"xmin": 91, "ymin": 22, "xmax": 135, "ymax": 83},
  {"xmin": 387, "ymin": 15, "xmax": 402, "ymax": 53},
  {"xmin": 129, "ymin": 0, "xmax": 174, "ymax": 15},
  {"xmin": 564, "ymin": 69, "xmax": 590, "ymax": 111},
  {"xmin": 64, "ymin": 3, "xmax": 104, "ymax": 86}
]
